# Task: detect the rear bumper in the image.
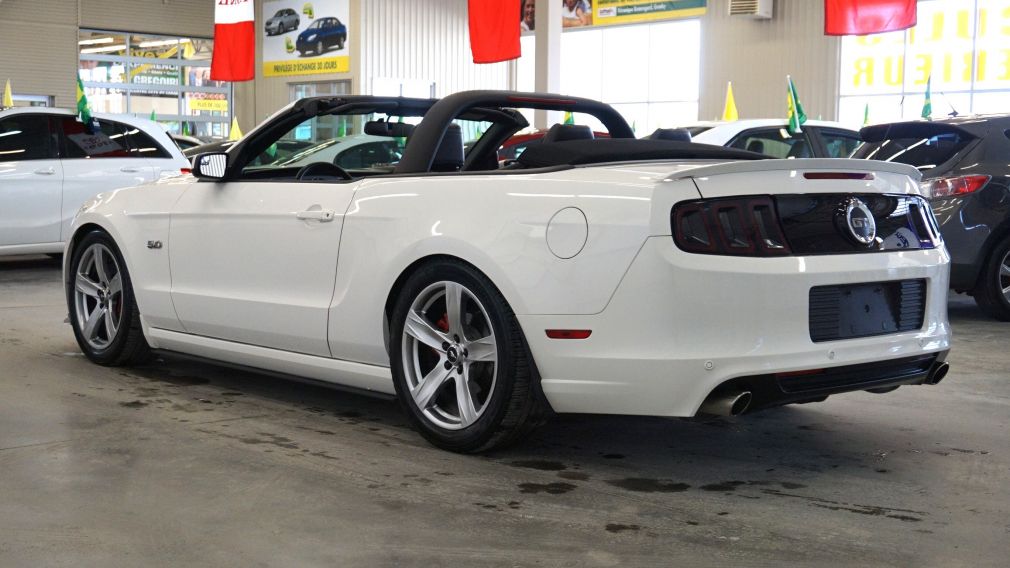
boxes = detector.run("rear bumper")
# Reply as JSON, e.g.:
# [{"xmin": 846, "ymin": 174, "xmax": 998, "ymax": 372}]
[{"xmin": 519, "ymin": 237, "xmax": 952, "ymax": 417}]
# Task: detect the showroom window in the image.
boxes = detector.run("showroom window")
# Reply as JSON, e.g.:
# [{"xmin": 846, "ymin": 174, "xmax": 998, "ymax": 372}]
[
  {"xmin": 838, "ymin": 0, "xmax": 1010, "ymax": 124},
  {"xmin": 517, "ymin": 18, "xmax": 701, "ymax": 133},
  {"xmin": 78, "ymin": 30, "xmax": 233, "ymax": 139}
]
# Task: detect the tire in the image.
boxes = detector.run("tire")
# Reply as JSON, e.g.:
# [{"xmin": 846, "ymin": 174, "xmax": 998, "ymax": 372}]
[
  {"xmin": 337, "ymin": 36, "xmax": 345, "ymax": 50},
  {"xmin": 389, "ymin": 259, "xmax": 550, "ymax": 453},
  {"xmin": 67, "ymin": 230, "xmax": 151, "ymax": 366},
  {"xmin": 973, "ymin": 234, "xmax": 1010, "ymax": 321}
]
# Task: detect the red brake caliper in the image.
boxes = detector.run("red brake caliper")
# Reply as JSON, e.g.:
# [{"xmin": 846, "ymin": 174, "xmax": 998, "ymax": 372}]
[{"xmin": 430, "ymin": 313, "xmax": 450, "ymax": 356}]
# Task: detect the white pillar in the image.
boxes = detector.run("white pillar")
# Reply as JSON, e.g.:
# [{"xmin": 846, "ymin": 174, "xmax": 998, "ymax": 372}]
[{"xmin": 533, "ymin": 0, "xmax": 562, "ymax": 128}]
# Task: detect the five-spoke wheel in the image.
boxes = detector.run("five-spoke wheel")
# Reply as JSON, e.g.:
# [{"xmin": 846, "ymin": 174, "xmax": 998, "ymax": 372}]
[
  {"xmin": 67, "ymin": 230, "xmax": 151, "ymax": 366},
  {"xmin": 73, "ymin": 243, "xmax": 123, "ymax": 350},
  {"xmin": 390, "ymin": 259, "xmax": 549, "ymax": 452},
  {"xmin": 402, "ymin": 281, "xmax": 498, "ymax": 430}
]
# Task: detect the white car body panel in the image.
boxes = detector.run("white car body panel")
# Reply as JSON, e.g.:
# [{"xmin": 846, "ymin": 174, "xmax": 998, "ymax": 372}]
[
  {"xmin": 0, "ymin": 107, "xmax": 189, "ymax": 255},
  {"xmin": 687, "ymin": 119, "xmax": 855, "ymax": 146},
  {"xmin": 68, "ymin": 156, "xmax": 951, "ymax": 415}
]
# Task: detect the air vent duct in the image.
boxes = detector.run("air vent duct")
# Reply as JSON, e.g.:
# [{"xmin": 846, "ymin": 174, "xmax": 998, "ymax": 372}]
[{"xmin": 729, "ymin": 0, "xmax": 773, "ymax": 19}]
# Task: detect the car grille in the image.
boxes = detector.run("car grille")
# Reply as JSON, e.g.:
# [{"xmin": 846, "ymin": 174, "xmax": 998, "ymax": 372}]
[{"xmin": 809, "ymin": 279, "xmax": 926, "ymax": 342}]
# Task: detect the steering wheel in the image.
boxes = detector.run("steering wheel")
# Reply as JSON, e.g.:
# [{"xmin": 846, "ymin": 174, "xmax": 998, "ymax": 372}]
[{"xmin": 295, "ymin": 162, "xmax": 353, "ymax": 181}]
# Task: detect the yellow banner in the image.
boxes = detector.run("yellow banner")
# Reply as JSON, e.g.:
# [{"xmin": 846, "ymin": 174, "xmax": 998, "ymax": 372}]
[
  {"xmin": 592, "ymin": 1, "xmax": 706, "ymax": 27},
  {"xmin": 263, "ymin": 55, "xmax": 350, "ymax": 77},
  {"xmin": 188, "ymin": 99, "xmax": 229, "ymax": 112}
]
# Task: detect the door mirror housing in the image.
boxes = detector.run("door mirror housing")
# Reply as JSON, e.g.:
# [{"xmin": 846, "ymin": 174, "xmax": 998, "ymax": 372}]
[{"xmin": 193, "ymin": 152, "xmax": 228, "ymax": 180}]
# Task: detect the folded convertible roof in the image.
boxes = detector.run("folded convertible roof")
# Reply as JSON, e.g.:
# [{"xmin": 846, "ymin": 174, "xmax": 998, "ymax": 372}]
[{"xmin": 516, "ymin": 138, "xmax": 766, "ymax": 168}]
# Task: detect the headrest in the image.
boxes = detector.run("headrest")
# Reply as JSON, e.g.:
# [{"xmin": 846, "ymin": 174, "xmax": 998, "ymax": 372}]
[
  {"xmin": 431, "ymin": 123, "xmax": 464, "ymax": 172},
  {"xmin": 745, "ymin": 139, "xmax": 765, "ymax": 154},
  {"xmin": 647, "ymin": 128, "xmax": 692, "ymax": 142},
  {"xmin": 542, "ymin": 123, "xmax": 594, "ymax": 143}
]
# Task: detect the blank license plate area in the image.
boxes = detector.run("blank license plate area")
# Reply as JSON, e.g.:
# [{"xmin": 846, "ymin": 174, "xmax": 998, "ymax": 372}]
[{"xmin": 809, "ymin": 280, "xmax": 925, "ymax": 342}]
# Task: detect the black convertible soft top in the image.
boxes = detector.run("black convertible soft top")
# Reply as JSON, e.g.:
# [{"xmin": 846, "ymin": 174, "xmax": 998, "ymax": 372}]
[{"xmin": 516, "ymin": 139, "xmax": 767, "ymax": 168}]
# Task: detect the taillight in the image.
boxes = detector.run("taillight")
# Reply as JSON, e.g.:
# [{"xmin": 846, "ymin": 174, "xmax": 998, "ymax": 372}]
[
  {"xmin": 672, "ymin": 196, "xmax": 791, "ymax": 256},
  {"xmin": 180, "ymin": 168, "xmax": 192, "ymax": 175},
  {"xmin": 919, "ymin": 175, "xmax": 990, "ymax": 199}
]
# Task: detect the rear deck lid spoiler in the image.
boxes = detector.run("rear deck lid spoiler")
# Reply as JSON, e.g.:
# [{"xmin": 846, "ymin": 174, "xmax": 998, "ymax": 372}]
[{"xmin": 663, "ymin": 158, "xmax": 922, "ymax": 184}]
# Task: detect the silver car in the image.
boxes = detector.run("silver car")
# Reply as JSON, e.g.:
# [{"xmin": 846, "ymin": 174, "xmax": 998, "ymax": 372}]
[{"xmin": 265, "ymin": 8, "xmax": 299, "ymax": 35}]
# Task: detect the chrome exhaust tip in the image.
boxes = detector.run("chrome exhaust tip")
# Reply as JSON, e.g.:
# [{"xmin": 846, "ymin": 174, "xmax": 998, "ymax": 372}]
[
  {"xmin": 699, "ymin": 391, "xmax": 753, "ymax": 416},
  {"xmin": 925, "ymin": 361, "xmax": 949, "ymax": 385}
]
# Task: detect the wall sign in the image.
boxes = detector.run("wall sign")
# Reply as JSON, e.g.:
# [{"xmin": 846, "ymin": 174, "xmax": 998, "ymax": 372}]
[
  {"xmin": 262, "ymin": 0, "xmax": 350, "ymax": 77},
  {"xmin": 520, "ymin": 0, "xmax": 706, "ymax": 33}
]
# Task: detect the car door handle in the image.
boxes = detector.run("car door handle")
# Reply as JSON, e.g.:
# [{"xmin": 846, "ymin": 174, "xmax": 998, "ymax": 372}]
[
  {"xmin": 120, "ymin": 166, "xmax": 142, "ymax": 173},
  {"xmin": 296, "ymin": 209, "xmax": 335, "ymax": 222},
  {"xmin": 33, "ymin": 167, "xmax": 56, "ymax": 175}
]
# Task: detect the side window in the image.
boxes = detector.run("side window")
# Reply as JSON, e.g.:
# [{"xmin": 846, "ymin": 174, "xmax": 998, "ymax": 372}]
[
  {"xmin": 119, "ymin": 124, "xmax": 172, "ymax": 158},
  {"xmin": 60, "ymin": 118, "xmax": 131, "ymax": 159},
  {"xmin": 0, "ymin": 115, "xmax": 54, "ymax": 162},
  {"xmin": 729, "ymin": 128, "xmax": 812, "ymax": 159},
  {"xmin": 818, "ymin": 128, "xmax": 862, "ymax": 158},
  {"xmin": 335, "ymin": 142, "xmax": 401, "ymax": 170}
]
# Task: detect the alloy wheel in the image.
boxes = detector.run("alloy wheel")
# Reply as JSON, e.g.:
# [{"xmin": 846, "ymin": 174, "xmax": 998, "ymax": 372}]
[
  {"xmin": 316, "ymin": 40, "xmax": 324, "ymax": 54},
  {"xmin": 401, "ymin": 281, "xmax": 498, "ymax": 430},
  {"xmin": 1000, "ymin": 249, "xmax": 1010, "ymax": 304},
  {"xmin": 73, "ymin": 243, "xmax": 123, "ymax": 350}
]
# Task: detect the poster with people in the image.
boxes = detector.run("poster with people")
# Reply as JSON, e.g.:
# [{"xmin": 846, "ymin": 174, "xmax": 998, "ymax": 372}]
[
  {"xmin": 262, "ymin": 0, "xmax": 351, "ymax": 77},
  {"xmin": 520, "ymin": 0, "xmax": 706, "ymax": 34}
]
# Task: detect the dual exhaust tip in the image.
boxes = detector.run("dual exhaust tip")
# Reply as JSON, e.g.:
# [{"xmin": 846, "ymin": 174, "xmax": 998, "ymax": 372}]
[
  {"xmin": 699, "ymin": 390, "xmax": 752, "ymax": 417},
  {"xmin": 698, "ymin": 361, "xmax": 950, "ymax": 417}
]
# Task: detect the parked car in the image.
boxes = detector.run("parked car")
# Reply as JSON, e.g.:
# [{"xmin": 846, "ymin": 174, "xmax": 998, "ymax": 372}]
[
  {"xmin": 65, "ymin": 91, "xmax": 950, "ymax": 453},
  {"xmin": 169, "ymin": 133, "xmax": 204, "ymax": 151},
  {"xmin": 680, "ymin": 119, "xmax": 861, "ymax": 159},
  {"xmin": 0, "ymin": 107, "xmax": 189, "ymax": 257},
  {"xmin": 296, "ymin": 16, "xmax": 347, "ymax": 55},
  {"xmin": 272, "ymin": 134, "xmax": 403, "ymax": 170},
  {"xmin": 265, "ymin": 8, "xmax": 300, "ymax": 35},
  {"xmin": 497, "ymin": 128, "xmax": 610, "ymax": 162},
  {"xmin": 854, "ymin": 115, "xmax": 1010, "ymax": 320},
  {"xmin": 182, "ymin": 138, "xmax": 314, "ymax": 165}
]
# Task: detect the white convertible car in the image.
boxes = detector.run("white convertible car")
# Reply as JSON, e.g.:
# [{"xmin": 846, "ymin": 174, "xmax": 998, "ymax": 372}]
[{"xmin": 64, "ymin": 91, "xmax": 951, "ymax": 452}]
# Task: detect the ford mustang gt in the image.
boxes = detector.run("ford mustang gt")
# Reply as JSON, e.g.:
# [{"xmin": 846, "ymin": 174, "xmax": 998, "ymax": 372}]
[{"xmin": 64, "ymin": 91, "xmax": 952, "ymax": 452}]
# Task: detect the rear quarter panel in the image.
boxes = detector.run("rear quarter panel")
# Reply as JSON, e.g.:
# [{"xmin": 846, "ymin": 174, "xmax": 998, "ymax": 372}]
[{"xmin": 326, "ymin": 167, "xmax": 678, "ymax": 366}]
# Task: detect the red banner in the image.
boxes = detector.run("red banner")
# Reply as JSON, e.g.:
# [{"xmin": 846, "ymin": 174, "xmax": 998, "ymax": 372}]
[
  {"xmin": 211, "ymin": 0, "xmax": 255, "ymax": 81},
  {"xmin": 468, "ymin": 0, "xmax": 521, "ymax": 64},
  {"xmin": 825, "ymin": 0, "xmax": 917, "ymax": 36}
]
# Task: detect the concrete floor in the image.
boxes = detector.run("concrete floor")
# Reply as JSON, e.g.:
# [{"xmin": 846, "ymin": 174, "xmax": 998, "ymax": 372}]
[{"xmin": 0, "ymin": 256, "xmax": 1007, "ymax": 568}]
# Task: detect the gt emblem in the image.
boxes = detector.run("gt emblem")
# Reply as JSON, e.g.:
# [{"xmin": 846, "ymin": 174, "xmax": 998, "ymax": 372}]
[
  {"xmin": 842, "ymin": 198, "xmax": 877, "ymax": 246},
  {"xmin": 146, "ymin": 240, "xmax": 163, "ymax": 250}
]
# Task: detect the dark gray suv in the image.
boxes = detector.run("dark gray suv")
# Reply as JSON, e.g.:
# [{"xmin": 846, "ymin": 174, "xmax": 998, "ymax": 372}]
[{"xmin": 855, "ymin": 116, "xmax": 1010, "ymax": 320}]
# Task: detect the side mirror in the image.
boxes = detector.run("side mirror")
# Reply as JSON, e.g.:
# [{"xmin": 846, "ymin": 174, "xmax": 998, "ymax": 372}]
[{"xmin": 193, "ymin": 152, "xmax": 228, "ymax": 180}]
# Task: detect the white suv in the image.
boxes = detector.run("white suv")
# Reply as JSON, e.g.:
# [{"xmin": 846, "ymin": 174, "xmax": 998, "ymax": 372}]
[{"xmin": 0, "ymin": 108, "xmax": 190, "ymax": 256}]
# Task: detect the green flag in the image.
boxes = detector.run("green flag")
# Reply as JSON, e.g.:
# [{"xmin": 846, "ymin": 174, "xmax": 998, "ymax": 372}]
[
  {"xmin": 181, "ymin": 121, "xmax": 190, "ymax": 136},
  {"xmin": 75, "ymin": 74, "xmax": 93, "ymax": 126},
  {"xmin": 337, "ymin": 117, "xmax": 347, "ymax": 137},
  {"xmin": 786, "ymin": 75, "xmax": 807, "ymax": 135},
  {"xmin": 863, "ymin": 103, "xmax": 870, "ymax": 127},
  {"xmin": 921, "ymin": 75, "xmax": 932, "ymax": 120},
  {"xmin": 150, "ymin": 109, "xmax": 156, "ymax": 122},
  {"xmin": 563, "ymin": 111, "xmax": 575, "ymax": 125}
]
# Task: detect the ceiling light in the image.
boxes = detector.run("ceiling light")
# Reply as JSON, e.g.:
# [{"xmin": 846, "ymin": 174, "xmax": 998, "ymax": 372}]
[
  {"xmin": 79, "ymin": 37, "xmax": 114, "ymax": 46},
  {"xmin": 81, "ymin": 44, "xmax": 127, "ymax": 54}
]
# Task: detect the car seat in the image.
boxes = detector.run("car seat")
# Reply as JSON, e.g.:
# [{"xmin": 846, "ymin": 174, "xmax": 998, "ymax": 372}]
[
  {"xmin": 431, "ymin": 123, "xmax": 464, "ymax": 172},
  {"xmin": 542, "ymin": 124, "xmax": 594, "ymax": 143}
]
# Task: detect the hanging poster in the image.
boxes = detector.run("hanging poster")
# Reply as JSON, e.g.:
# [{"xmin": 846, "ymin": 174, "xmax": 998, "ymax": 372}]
[
  {"xmin": 262, "ymin": 0, "xmax": 350, "ymax": 77},
  {"xmin": 520, "ymin": 0, "xmax": 706, "ymax": 33}
]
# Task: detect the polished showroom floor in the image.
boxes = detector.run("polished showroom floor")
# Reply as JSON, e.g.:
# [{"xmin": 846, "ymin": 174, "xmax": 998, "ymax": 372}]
[{"xmin": 1, "ymin": 255, "xmax": 1006, "ymax": 567}]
